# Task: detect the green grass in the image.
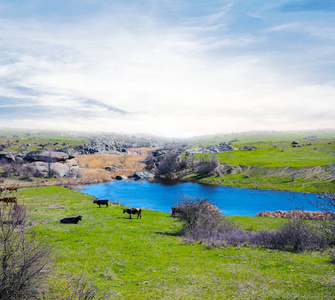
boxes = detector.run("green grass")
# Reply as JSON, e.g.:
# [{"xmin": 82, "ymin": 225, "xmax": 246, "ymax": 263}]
[
  {"xmin": 186, "ymin": 169, "xmax": 335, "ymax": 193},
  {"xmin": 192, "ymin": 142, "xmax": 335, "ymax": 168},
  {"xmin": 188, "ymin": 129, "xmax": 335, "ymax": 147},
  {"xmin": 185, "ymin": 133, "xmax": 335, "ymax": 192},
  {"xmin": 9, "ymin": 186, "xmax": 335, "ymax": 299},
  {"xmin": 0, "ymin": 129, "xmax": 86, "ymax": 153}
]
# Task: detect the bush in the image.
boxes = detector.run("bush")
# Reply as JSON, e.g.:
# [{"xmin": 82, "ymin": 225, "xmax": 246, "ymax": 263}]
[
  {"xmin": 155, "ymin": 151, "xmax": 180, "ymax": 178},
  {"xmin": 175, "ymin": 196, "xmax": 327, "ymax": 252},
  {"xmin": 173, "ymin": 196, "xmax": 221, "ymax": 233},
  {"xmin": 195, "ymin": 156, "xmax": 219, "ymax": 176},
  {"xmin": 252, "ymin": 219, "xmax": 325, "ymax": 252},
  {"xmin": 0, "ymin": 205, "xmax": 52, "ymax": 299}
]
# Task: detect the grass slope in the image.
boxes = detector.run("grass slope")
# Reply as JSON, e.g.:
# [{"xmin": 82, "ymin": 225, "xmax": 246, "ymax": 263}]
[
  {"xmin": 185, "ymin": 131, "xmax": 335, "ymax": 192},
  {"xmin": 11, "ymin": 186, "xmax": 335, "ymax": 299}
]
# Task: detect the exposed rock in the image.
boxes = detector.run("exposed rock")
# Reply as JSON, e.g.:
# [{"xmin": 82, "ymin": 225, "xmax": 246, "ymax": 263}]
[
  {"xmin": 291, "ymin": 141, "xmax": 299, "ymax": 145},
  {"xmin": 0, "ymin": 152, "xmax": 15, "ymax": 162},
  {"xmin": 201, "ymin": 142, "xmax": 233, "ymax": 154},
  {"xmin": 25, "ymin": 158, "xmax": 79, "ymax": 178},
  {"xmin": 24, "ymin": 150, "xmax": 69, "ymax": 162},
  {"xmin": 152, "ymin": 149, "xmax": 166, "ymax": 157},
  {"xmin": 239, "ymin": 145, "xmax": 257, "ymax": 151},
  {"xmin": 116, "ymin": 175, "xmax": 128, "ymax": 180},
  {"xmin": 105, "ymin": 166, "xmax": 118, "ymax": 172},
  {"xmin": 133, "ymin": 172, "xmax": 154, "ymax": 180}
]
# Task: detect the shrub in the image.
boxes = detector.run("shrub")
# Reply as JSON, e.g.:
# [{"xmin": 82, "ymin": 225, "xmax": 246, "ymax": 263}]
[
  {"xmin": 252, "ymin": 219, "xmax": 325, "ymax": 252},
  {"xmin": 0, "ymin": 205, "xmax": 52, "ymax": 299},
  {"xmin": 154, "ymin": 151, "xmax": 181, "ymax": 178},
  {"xmin": 173, "ymin": 196, "xmax": 221, "ymax": 233},
  {"xmin": 175, "ymin": 196, "xmax": 326, "ymax": 252},
  {"xmin": 195, "ymin": 156, "xmax": 219, "ymax": 176}
]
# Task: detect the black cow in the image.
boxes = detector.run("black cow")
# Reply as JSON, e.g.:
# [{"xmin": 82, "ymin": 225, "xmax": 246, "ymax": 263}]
[
  {"xmin": 93, "ymin": 199, "xmax": 109, "ymax": 208},
  {"xmin": 60, "ymin": 215, "xmax": 82, "ymax": 224},
  {"xmin": 123, "ymin": 208, "xmax": 142, "ymax": 219}
]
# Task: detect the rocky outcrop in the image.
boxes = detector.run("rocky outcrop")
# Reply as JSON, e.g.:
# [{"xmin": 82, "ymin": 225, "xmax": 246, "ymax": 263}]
[
  {"xmin": 0, "ymin": 152, "xmax": 15, "ymax": 163},
  {"xmin": 116, "ymin": 175, "xmax": 128, "ymax": 180},
  {"xmin": 105, "ymin": 166, "xmax": 119, "ymax": 172},
  {"xmin": 239, "ymin": 145, "xmax": 257, "ymax": 151},
  {"xmin": 133, "ymin": 172, "xmax": 154, "ymax": 180},
  {"xmin": 201, "ymin": 143, "xmax": 233, "ymax": 154},
  {"xmin": 24, "ymin": 150, "xmax": 69, "ymax": 162},
  {"xmin": 25, "ymin": 158, "xmax": 79, "ymax": 178}
]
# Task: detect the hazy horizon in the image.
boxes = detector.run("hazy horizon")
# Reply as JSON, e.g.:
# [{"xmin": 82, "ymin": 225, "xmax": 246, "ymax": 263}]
[{"xmin": 0, "ymin": 0, "xmax": 334, "ymax": 137}]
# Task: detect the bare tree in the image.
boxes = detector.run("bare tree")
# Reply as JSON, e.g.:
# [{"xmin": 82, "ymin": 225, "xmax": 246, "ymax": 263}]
[{"xmin": 0, "ymin": 205, "xmax": 52, "ymax": 299}]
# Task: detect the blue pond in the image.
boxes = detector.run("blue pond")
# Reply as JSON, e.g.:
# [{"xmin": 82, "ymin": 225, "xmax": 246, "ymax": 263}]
[{"xmin": 78, "ymin": 180, "xmax": 320, "ymax": 216}]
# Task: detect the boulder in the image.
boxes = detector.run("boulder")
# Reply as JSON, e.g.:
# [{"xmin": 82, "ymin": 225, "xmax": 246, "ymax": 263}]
[
  {"xmin": 0, "ymin": 152, "xmax": 15, "ymax": 162},
  {"xmin": 240, "ymin": 145, "xmax": 257, "ymax": 151},
  {"xmin": 25, "ymin": 159, "xmax": 79, "ymax": 178},
  {"xmin": 201, "ymin": 142, "xmax": 233, "ymax": 154},
  {"xmin": 24, "ymin": 150, "xmax": 69, "ymax": 162},
  {"xmin": 105, "ymin": 166, "xmax": 118, "ymax": 172},
  {"xmin": 116, "ymin": 175, "xmax": 128, "ymax": 180},
  {"xmin": 133, "ymin": 172, "xmax": 154, "ymax": 181}
]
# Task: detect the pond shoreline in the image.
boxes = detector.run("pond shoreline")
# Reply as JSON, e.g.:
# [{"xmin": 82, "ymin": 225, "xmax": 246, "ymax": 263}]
[{"xmin": 77, "ymin": 180, "xmax": 320, "ymax": 217}]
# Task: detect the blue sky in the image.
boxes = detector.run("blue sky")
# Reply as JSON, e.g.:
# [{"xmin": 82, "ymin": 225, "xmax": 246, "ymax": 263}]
[{"xmin": 0, "ymin": 0, "xmax": 334, "ymax": 137}]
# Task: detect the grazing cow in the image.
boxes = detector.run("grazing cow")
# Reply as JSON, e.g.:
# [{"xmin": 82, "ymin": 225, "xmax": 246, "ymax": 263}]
[
  {"xmin": 93, "ymin": 199, "xmax": 109, "ymax": 208},
  {"xmin": 123, "ymin": 208, "xmax": 142, "ymax": 219},
  {"xmin": 6, "ymin": 186, "xmax": 18, "ymax": 192},
  {"xmin": 60, "ymin": 215, "xmax": 82, "ymax": 224},
  {"xmin": 171, "ymin": 206, "xmax": 183, "ymax": 216},
  {"xmin": 0, "ymin": 187, "xmax": 4, "ymax": 194},
  {"xmin": 0, "ymin": 197, "xmax": 17, "ymax": 204}
]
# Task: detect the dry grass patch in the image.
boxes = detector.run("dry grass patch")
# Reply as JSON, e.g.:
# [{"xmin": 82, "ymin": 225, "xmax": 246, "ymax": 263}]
[{"xmin": 76, "ymin": 152, "xmax": 148, "ymax": 182}]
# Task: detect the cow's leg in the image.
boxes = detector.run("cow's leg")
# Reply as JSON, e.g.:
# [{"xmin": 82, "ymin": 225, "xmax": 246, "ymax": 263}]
[
  {"xmin": 106, "ymin": 203, "xmax": 108, "ymax": 207},
  {"xmin": 129, "ymin": 214, "xmax": 132, "ymax": 219}
]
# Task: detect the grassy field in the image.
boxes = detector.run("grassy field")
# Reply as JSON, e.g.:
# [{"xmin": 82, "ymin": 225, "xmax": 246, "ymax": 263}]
[
  {"xmin": 187, "ymin": 129, "xmax": 335, "ymax": 147},
  {"xmin": 0, "ymin": 129, "xmax": 86, "ymax": 153},
  {"xmin": 183, "ymin": 130, "xmax": 335, "ymax": 193},
  {"xmin": 8, "ymin": 186, "xmax": 335, "ymax": 299}
]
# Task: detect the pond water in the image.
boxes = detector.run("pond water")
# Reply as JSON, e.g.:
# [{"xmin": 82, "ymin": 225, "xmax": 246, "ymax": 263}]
[{"xmin": 78, "ymin": 180, "xmax": 320, "ymax": 216}]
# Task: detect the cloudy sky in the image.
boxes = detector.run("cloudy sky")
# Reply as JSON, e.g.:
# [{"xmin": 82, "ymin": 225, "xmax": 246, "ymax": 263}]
[{"xmin": 0, "ymin": 0, "xmax": 334, "ymax": 137}]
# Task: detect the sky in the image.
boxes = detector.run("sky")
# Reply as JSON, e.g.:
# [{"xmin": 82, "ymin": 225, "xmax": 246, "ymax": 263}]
[{"xmin": 0, "ymin": 0, "xmax": 334, "ymax": 137}]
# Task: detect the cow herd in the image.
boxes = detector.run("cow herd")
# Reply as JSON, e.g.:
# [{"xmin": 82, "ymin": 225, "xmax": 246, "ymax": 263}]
[
  {"xmin": 0, "ymin": 186, "xmax": 18, "ymax": 204},
  {"xmin": 0, "ymin": 187, "xmax": 181, "ymax": 224},
  {"xmin": 57, "ymin": 199, "xmax": 143, "ymax": 224}
]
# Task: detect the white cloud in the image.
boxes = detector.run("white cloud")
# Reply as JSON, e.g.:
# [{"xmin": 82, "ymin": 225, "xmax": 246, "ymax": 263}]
[{"xmin": 0, "ymin": 1, "xmax": 334, "ymax": 137}]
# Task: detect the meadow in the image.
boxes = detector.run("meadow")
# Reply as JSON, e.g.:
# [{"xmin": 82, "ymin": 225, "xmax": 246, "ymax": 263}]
[
  {"xmin": 184, "ymin": 131, "xmax": 335, "ymax": 193},
  {"xmin": 11, "ymin": 186, "xmax": 335, "ymax": 299}
]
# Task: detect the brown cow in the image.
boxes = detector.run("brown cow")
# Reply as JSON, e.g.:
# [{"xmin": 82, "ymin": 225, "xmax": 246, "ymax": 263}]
[
  {"xmin": 7, "ymin": 186, "xmax": 18, "ymax": 192},
  {"xmin": 171, "ymin": 206, "xmax": 183, "ymax": 216},
  {"xmin": 0, "ymin": 187, "xmax": 4, "ymax": 195},
  {"xmin": 123, "ymin": 208, "xmax": 142, "ymax": 219},
  {"xmin": 0, "ymin": 197, "xmax": 17, "ymax": 204}
]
